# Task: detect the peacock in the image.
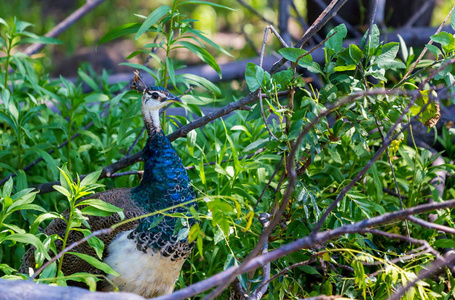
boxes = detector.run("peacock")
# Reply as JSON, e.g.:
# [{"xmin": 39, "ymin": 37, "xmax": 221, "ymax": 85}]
[{"xmin": 20, "ymin": 71, "xmax": 197, "ymax": 298}]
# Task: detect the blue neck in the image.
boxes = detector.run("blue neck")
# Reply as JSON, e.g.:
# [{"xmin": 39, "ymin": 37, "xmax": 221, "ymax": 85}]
[{"xmin": 131, "ymin": 130, "xmax": 195, "ymax": 235}]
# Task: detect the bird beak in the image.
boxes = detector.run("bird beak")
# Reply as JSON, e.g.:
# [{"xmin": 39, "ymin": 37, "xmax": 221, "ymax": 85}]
[{"xmin": 163, "ymin": 94, "xmax": 182, "ymax": 103}]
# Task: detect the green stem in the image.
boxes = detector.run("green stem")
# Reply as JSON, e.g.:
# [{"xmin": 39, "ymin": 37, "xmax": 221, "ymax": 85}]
[
  {"xmin": 3, "ymin": 38, "xmax": 12, "ymax": 89},
  {"xmin": 67, "ymin": 117, "xmax": 72, "ymax": 173},
  {"xmin": 17, "ymin": 130, "xmax": 22, "ymax": 170},
  {"xmin": 57, "ymin": 209, "xmax": 73, "ymax": 275}
]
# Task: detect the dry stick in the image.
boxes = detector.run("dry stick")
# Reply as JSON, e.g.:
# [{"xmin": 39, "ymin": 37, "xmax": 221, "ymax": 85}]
[
  {"xmin": 23, "ymin": 0, "xmax": 106, "ymax": 56},
  {"xmin": 236, "ymin": 0, "xmax": 275, "ymax": 25},
  {"xmin": 373, "ymin": 116, "xmax": 410, "ymax": 239},
  {"xmin": 310, "ymin": 0, "xmax": 362, "ymax": 37},
  {"xmin": 269, "ymin": 0, "xmax": 349, "ymax": 75},
  {"xmin": 30, "ymin": 228, "xmax": 112, "ymax": 280},
  {"xmin": 256, "ymin": 256, "xmax": 318, "ymax": 293},
  {"xmin": 363, "ymin": 229, "xmax": 442, "ymax": 259},
  {"xmin": 407, "ymin": 216, "xmax": 455, "ymax": 235},
  {"xmin": 310, "ymin": 89, "xmax": 425, "ymax": 237},
  {"xmin": 278, "ymin": 0, "xmax": 291, "ymax": 46},
  {"xmin": 289, "ymin": 0, "xmax": 322, "ymax": 44},
  {"xmin": 258, "ymin": 26, "xmax": 289, "ymax": 141},
  {"xmin": 203, "ymin": 88, "xmax": 416, "ymax": 299},
  {"xmin": 383, "ymin": 187, "xmax": 409, "ymax": 199},
  {"xmin": 403, "ymin": 0, "xmax": 436, "ymax": 29},
  {"xmin": 388, "ymin": 252, "xmax": 455, "ymax": 300},
  {"xmin": 126, "ymin": 127, "xmax": 146, "ymax": 157},
  {"xmin": 249, "ymin": 213, "xmax": 271, "ymax": 300},
  {"xmin": 155, "ymin": 199, "xmax": 455, "ymax": 300},
  {"xmin": 398, "ymin": 5, "xmax": 455, "ymax": 86},
  {"xmin": 254, "ymin": 156, "xmax": 284, "ymax": 210}
]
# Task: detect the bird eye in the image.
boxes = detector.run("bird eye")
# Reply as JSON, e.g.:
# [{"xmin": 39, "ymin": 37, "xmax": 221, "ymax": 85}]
[{"xmin": 146, "ymin": 90, "xmax": 160, "ymax": 100}]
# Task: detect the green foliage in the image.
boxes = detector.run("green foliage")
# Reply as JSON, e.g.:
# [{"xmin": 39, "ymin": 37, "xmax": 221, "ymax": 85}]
[{"xmin": 1, "ymin": 2, "xmax": 455, "ymax": 299}]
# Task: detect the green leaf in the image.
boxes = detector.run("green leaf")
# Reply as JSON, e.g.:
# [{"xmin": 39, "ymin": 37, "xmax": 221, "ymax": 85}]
[
  {"xmin": 3, "ymin": 233, "xmax": 49, "ymax": 260},
  {"xmin": 68, "ymin": 252, "xmax": 120, "ymax": 276},
  {"xmin": 166, "ymin": 56, "xmax": 176, "ymax": 86},
  {"xmin": 177, "ymin": 41, "xmax": 222, "ymax": 78},
  {"xmin": 333, "ymin": 64, "xmax": 356, "ymax": 72},
  {"xmin": 27, "ymin": 148, "xmax": 58, "ymax": 180},
  {"xmin": 245, "ymin": 63, "xmax": 264, "ymax": 92},
  {"xmin": 77, "ymin": 199, "xmax": 123, "ymax": 213},
  {"xmin": 431, "ymin": 31, "xmax": 453, "ymax": 47},
  {"xmin": 434, "ymin": 239, "xmax": 455, "ymax": 248},
  {"xmin": 187, "ymin": 28, "xmax": 232, "ymax": 57},
  {"xmin": 78, "ymin": 69, "xmax": 99, "ymax": 91},
  {"xmin": 377, "ymin": 42, "xmax": 405, "ymax": 69},
  {"xmin": 98, "ymin": 23, "xmax": 141, "ymax": 45},
  {"xmin": 135, "ymin": 6, "xmax": 170, "ymax": 40},
  {"xmin": 272, "ymin": 69, "xmax": 294, "ymax": 87},
  {"xmin": 325, "ymin": 24, "xmax": 347, "ymax": 56},
  {"xmin": 177, "ymin": 0, "xmax": 235, "ymax": 10},
  {"xmin": 349, "ymin": 44, "xmax": 363, "ymax": 63},
  {"xmin": 18, "ymin": 34, "xmax": 62, "ymax": 45},
  {"xmin": 179, "ymin": 73, "xmax": 221, "ymax": 95},
  {"xmin": 278, "ymin": 47, "xmax": 306, "ymax": 62},
  {"xmin": 53, "ymin": 185, "xmax": 71, "ymax": 199},
  {"xmin": 188, "ymin": 223, "xmax": 200, "ymax": 243},
  {"xmin": 425, "ymin": 44, "xmax": 442, "ymax": 58},
  {"xmin": 80, "ymin": 170, "xmax": 102, "ymax": 188},
  {"xmin": 2, "ymin": 177, "xmax": 13, "ymax": 197},
  {"xmin": 30, "ymin": 213, "xmax": 59, "ymax": 234},
  {"xmin": 85, "ymin": 93, "xmax": 109, "ymax": 102},
  {"xmin": 367, "ymin": 24, "xmax": 380, "ymax": 55}
]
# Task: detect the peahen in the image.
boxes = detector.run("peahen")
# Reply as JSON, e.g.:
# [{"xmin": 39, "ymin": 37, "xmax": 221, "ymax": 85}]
[{"xmin": 20, "ymin": 72, "xmax": 197, "ymax": 297}]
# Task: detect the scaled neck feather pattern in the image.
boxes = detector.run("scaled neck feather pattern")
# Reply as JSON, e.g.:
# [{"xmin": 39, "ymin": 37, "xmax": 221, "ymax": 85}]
[{"xmin": 129, "ymin": 110, "xmax": 196, "ymax": 261}]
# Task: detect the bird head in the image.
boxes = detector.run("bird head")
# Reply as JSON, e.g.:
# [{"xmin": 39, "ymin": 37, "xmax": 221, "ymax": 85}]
[
  {"xmin": 131, "ymin": 70, "xmax": 181, "ymax": 132},
  {"xmin": 141, "ymin": 86, "xmax": 182, "ymax": 112},
  {"xmin": 131, "ymin": 70, "xmax": 181, "ymax": 112}
]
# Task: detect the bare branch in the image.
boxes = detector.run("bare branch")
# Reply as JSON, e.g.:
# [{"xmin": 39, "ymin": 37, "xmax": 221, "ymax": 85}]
[
  {"xmin": 403, "ymin": 0, "xmax": 437, "ymax": 28},
  {"xmin": 399, "ymin": 5, "xmax": 455, "ymax": 85},
  {"xmin": 270, "ymin": 0, "xmax": 349, "ymax": 74},
  {"xmin": 388, "ymin": 251, "xmax": 455, "ymax": 300},
  {"xmin": 249, "ymin": 213, "xmax": 271, "ymax": 300},
  {"xmin": 24, "ymin": 0, "xmax": 106, "ymax": 56},
  {"xmin": 408, "ymin": 216, "xmax": 455, "ymax": 235},
  {"xmin": 236, "ymin": 0, "xmax": 274, "ymax": 25},
  {"xmin": 154, "ymin": 198, "xmax": 455, "ymax": 299}
]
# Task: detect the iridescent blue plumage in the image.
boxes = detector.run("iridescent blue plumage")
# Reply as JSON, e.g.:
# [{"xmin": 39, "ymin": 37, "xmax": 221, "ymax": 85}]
[{"xmin": 127, "ymin": 83, "xmax": 196, "ymax": 260}]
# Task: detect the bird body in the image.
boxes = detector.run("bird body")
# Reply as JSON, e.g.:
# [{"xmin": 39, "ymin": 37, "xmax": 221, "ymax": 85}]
[{"xmin": 20, "ymin": 74, "xmax": 196, "ymax": 298}]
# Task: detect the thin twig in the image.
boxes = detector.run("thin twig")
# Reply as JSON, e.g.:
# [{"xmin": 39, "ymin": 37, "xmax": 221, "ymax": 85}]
[
  {"xmin": 270, "ymin": 0, "xmax": 349, "ymax": 74},
  {"xmin": 254, "ymin": 156, "xmax": 284, "ymax": 210},
  {"xmin": 203, "ymin": 88, "xmax": 421, "ymax": 299},
  {"xmin": 290, "ymin": 0, "xmax": 321, "ymax": 44},
  {"xmin": 407, "ymin": 216, "xmax": 455, "ymax": 235},
  {"xmin": 155, "ymin": 199, "xmax": 455, "ymax": 300},
  {"xmin": 398, "ymin": 5, "xmax": 455, "ymax": 86},
  {"xmin": 388, "ymin": 252, "xmax": 455, "ymax": 300},
  {"xmin": 126, "ymin": 126, "xmax": 146, "ymax": 157},
  {"xmin": 256, "ymin": 256, "xmax": 318, "ymax": 293},
  {"xmin": 373, "ymin": 116, "xmax": 410, "ymax": 238},
  {"xmin": 363, "ymin": 229, "xmax": 442, "ymax": 258},
  {"xmin": 30, "ymin": 228, "xmax": 113, "ymax": 280},
  {"xmin": 24, "ymin": 0, "xmax": 106, "ymax": 56},
  {"xmin": 249, "ymin": 213, "xmax": 271, "ymax": 300},
  {"xmin": 403, "ymin": 0, "xmax": 436, "ymax": 29},
  {"xmin": 236, "ymin": 0, "xmax": 275, "ymax": 25},
  {"xmin": 310, "ymin": 0, "xmax": 362, "ymax": 37}
]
